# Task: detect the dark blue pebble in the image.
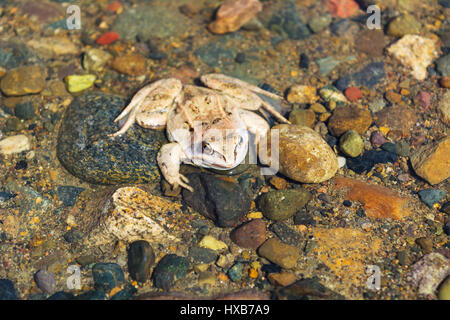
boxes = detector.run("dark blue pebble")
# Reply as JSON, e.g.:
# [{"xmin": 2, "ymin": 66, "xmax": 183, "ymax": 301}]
[
  {"xmin": 439, "ymin": 0, "xmax": 450, "ymax": 8},
  {"xmin": 267, "ymin": 0, "xmax": 311, "ymax": 40},
  {"xmin": 0, "ymin": 279, "xmax": 18, "ymax": 300},
  {"xmin": 57, "ymin": 186, "xmax": 85, "ymax": 207},
  {"xmin": 109, "ymin": 284, "xmax": 137, "ymax": 300},
  {"xmin": 73, "ymin": 290, "xmax": 107, "ymax": 300},
  {"xmin": 92, "ymin": 263, "xmax": 125, "ymax": 291},
  {"xmin": 152, "ymin": 254, "xmax": 190, "ymax": 290},
  {"xmin": 335, "ymin": 62, "xmax": 385, "ymax": 91},
  {"xmin": 418, "ymin": 189, "xmax": 447, "ymax": 208},
  {"xmin": 346, "ymin": 149, "xmax": 398, "ymax": 174},
  {"xmin": 261, "ymin": 263, "xmax": 282, "ymax": 274},
  {"xmin": 47, "ymin": 291, "xmax": 75, "ymax": 300}
]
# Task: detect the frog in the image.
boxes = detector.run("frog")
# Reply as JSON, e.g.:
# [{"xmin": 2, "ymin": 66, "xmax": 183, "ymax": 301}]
[{"xmin": 109, "ymin": 74, "xmax": 290, "ymax": 192}]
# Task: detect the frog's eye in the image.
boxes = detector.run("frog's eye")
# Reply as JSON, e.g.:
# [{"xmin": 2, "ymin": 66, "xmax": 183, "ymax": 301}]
[{"xmin": 202, "ymin": 142, "xmax": 213, "ymax": 155}]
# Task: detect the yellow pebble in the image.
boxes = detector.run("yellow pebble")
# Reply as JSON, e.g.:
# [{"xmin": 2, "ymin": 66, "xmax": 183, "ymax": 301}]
[
  {"xmin": 247, "ymin": 211, "xmax": 263, "ymax": 219},
  {"xmin": 109, "ymin": 286, "xmax": 121, "ymax": 297},
  {"xmin": 379, "ymin": 126, "xmax": 390, "ymax": 136},
  {"xmin": 290, "ymin": 70, "xmax": 298, "ymax": 77},
  {"xmin": 249, "ymin": 268, "xmax": 258, "ymax": 279}
]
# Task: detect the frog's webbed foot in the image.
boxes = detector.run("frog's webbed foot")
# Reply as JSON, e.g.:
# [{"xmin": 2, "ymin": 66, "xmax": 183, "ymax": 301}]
[{"xmin": 157, "ymin": 143, "xmax": 194, "ymax": 192}]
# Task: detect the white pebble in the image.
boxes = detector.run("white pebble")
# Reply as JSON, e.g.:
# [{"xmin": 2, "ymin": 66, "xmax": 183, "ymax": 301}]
[
  {"xmin": 337, "ymin": 156, "xmax": 346, "ymax": 169},
  {"xmin": 0, "ymin": 134, "xmax": 31, "ymax": 155}
]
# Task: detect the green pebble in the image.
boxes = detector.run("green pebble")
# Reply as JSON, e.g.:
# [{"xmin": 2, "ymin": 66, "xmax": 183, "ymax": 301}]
[
  {"xmin": 65, "ymin": 74, "xmax": 96, "ymax": 93},
  {"xmin": 387, "ymin": 14, "xmax": 421, "ymax": 37},
  {"xmin": 259, "ymin": 189, "xmax": 311, "ymax": 221},
  {"xmin": 438, "ymin": 277, "xmax": 450, "ymax": 300},
  {"xmin": 339, "ymin": 130, "xmax": 364, "ymax": 158}
]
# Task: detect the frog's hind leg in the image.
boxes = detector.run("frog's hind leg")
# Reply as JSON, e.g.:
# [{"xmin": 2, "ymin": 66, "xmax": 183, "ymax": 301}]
[
  {"xmin": 201, "ymin": 74, "xmax": 283, "ymax": 101},
  {"xmin": 109, "ymin": 78, "xmax": 182, "ymax": 137},
  {"xmin": 201, "ymin": 74, "xmax": 290, "ymax": 124}
]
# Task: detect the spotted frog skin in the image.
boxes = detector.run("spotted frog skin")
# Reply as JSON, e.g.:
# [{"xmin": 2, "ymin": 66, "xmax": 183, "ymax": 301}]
[{"xmin": 110, "ymin": 74, "xmax": 289, "ymax": 191}]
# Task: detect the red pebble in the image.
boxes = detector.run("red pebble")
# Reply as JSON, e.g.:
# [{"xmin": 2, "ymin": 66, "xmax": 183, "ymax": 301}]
[
  {"xmin": 106, "ymin": 1, "xmax": 122, "ymax": 12},
  {"xmin": 326, "ymin": 0, "xmax": 360, "ymax": 18},
  {"xmin": 344, "ymin": 87, "xmax": 363, "ymax": 102},
  {"xmin": 96, "ymin": 31, "xmax": 119, "ymax": 45},
  {"xmin": 416, "ymin": 91, "xmax": 431, "ymax": 110}
]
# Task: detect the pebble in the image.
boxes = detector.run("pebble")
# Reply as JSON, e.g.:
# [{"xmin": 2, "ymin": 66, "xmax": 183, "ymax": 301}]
[
  {"xmin": 339, "ymin": 130, "xmax": 364, "ymax": 157},
  {"xmin": 14, "ymin": 101, "xmax": 36, "ymax": 120},
  {"xmin": 319, "ymin": 86, "xmax": 347, "ymax": 105},
  {"xmin": 346, "ymin": 149, "xmax": 398, "ymax": 174},
  {"xmin": 436, "ymin": 54, "xmax": 450, "ymax": 76},
  {"xmin": 329, "ymin": 19, "xmax": 360, "ymax": 37},
  {"xmin": 415, "ymin": 237, "xmax": 433, "ymax": 254},
  {"xmin": 386, "ymin": 14, "xmax": 421, "ymax": 37},
  {"xmin": 438, "ymin": 91, "xmax": 450, "ymax": 126},
  {"xmin": 335, "ymin": 177, "xmax": 412, "ymax": 219},
  {"xmin": 327, "ymin": 105, "xmax": 373, "ymax": 136},
  {"xmin": 267, "ymin": 272, "xmax": 297, "ymax": 287},
  {"xmin": 0, "ymin": 65, "xmax": 45, "ymax": 96},
  {"xmin": 335, "ymin": 61, "xmax": 385, "ymax": 90},
  {"xmin": 387, "ymin": 35, "xmax": 438, "ymax": 81},
  {"xmin": 288, "ymin": 109, "xmax": 315, "ymax": 128},
  {"xmin": 111, "ymin": 54, "xmax": 146, "ymax": 76},
  {"xmin": 27, "ymin": 37, "xmax": 79, "ymax": 57},
  {"xmin": 267, "ymin": 0, "xmax": 311, "ymax": 40},
  {"xmin": 47, "ymin": 291, "xmax": 74, "ymax": 300},
  {"xmin": 370, "ymin": 131, "xmax": 388, "ymax": 147},
  {"xmin": 230, "ymin": 219, "xmax": 267, "ymax": 249},
  {"xmin": 374, "ymin": 105, "xmax": 418, "ymax": 137},
  {"xmin": 337, "ymin": 156, "xmax": 346, "ymax": 169},
  {"xmin": 0, "ymin": 134, "xmax": 31, "ymax": 155},
  {"xmin": 110, "ymin": 284, "xmax": 138, "ymax": 300},
  {"xmin": 34, "ymin": 270, "xmax": 56, "ymax": 295},
  {"xmin": 440, "ymin": 76, "xmax": 450, "ymax": 88},
  {"xmin": 55, "ymin": 185, "xmax": 83, "ymax": 207},
  {"xmin": 64, "ymin": 74, "xmax": 96, "ymax": 93},
  {"xmin": 152, "ymin": 254, "xmax": 190, "ymax": 290},
  {"xmin": 0, "ymin": 279, "xmax": 18, "ymax": 300},
  {"xmin": 96, "ymin": 31, "xmax": 119, "ymax": 45},
  {"xmin": 410, "ymin": 136, "xmax": 450, "ymax": 185},
  {"xmin": 189, "ymin": 247, "xmax": 218, "ymax": 264},
  {"xmin": 258, "ymin": 238, "xmax": 300, "ymax": 269},
  {"xmin": 182, "ymin": 173, "xmax": 251, "ymax": 228},
  {"xmin": 418, "ymin": 189, "xmax": 447, "ymax": 208},
  {"xmin": 275, "ymin": 278, "xmax": 344, "ymax": 300},
  {"xmin": 308, "ymin": 14, "xmax": 332, "ymax": 33},
  {"xmin": 259, "ymin": 189, "xmax": 311, "ymax": 221},
  {"xmin": 112, "ymin": 5, "xmax": 188, "ymax": 42},
  {"xmin": 228, "ymin": 263, "xmax": 244, "ymax": 282},
  {"xmin": 293, "ymin": 209, "xmax": 315, "ymax": 226},
  {"xmin": 269, "ymin": 222, "xmax": 305, "ymax": 247},
  {"xmin": 299, "ymin": 53, "xmax": 310, "ymax": 69},
  {"xmin": 409, "ymin": 253, "xmax": 450, "ymax": 297},
  {"xmin": 83, "ymin": 48, "xmax": 113, "ymax": 72},
  {"xmin": 316, "ymin": 56, "xmax": 342, "ymax": 76},
  {"xmin": 286, "ymin": 85, "xmax": 319, "ymax": 104},
  {"xmin": 57, "ymin": 93, "xmax": 166, "ymax": 184},
  {"xmin": 199, "ymin": 235, "xmax": 228, "ymax": 251},
  {"xmin": 198, "ymin": 272, "xmax": 216, "ymax": 286},
  {"xmin": 92, "ymin": 263, "xmax": 125, "ymax": 291},
  {"xmin": 344, "ymin": 87, "xmax": 362, "ymax": 102},
  {"xmin": 381, "ymin": 141, "xmax": 410, "ymax": 157},
  {"xmin": 270, "ymin": 124, "xmax": 338, "ymax": 183},
  {"xmin": 355, "ymin": 30, "xmax": 385, "ymax": 57},
  {"xmin": 438, "ymin": 277, "xmax": 450, "ymax": 300},
  {"xmin": 416, "ymin": 91, "xmax": 431, "ymax": 110},
  {"xmin": 368, "ymin": 98, "xmax": 386, "ymax": 113},
  {"xmin": 128, "ymin": 240, "xmax": 155, "ymax": 283},
  {"xmin": 326, "ymin": 0, "xmax": 360, "ymax": 18},
  {"xmin": 209, "ymin": 0, "xmax": 262, "ymax": 34}
]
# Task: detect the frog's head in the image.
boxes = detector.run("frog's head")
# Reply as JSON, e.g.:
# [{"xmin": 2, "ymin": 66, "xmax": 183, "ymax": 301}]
[{"xmin": 194, "ymin": 126, "xmax": 248, "ymax": 169}]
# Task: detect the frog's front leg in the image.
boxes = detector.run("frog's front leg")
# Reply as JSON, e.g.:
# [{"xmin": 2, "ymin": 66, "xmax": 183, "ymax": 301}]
[{"xmin": 157, "ymin": 142, "xmax": 194, "ymax": 192}]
